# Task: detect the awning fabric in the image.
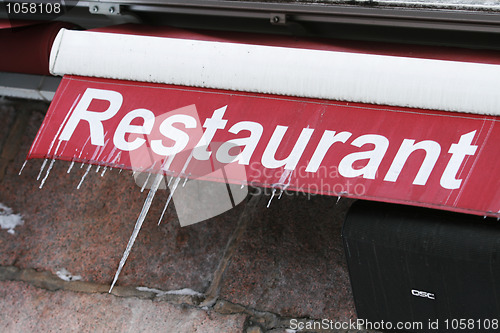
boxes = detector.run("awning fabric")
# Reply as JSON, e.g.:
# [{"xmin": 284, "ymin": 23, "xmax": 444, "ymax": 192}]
[
  {"xmin": 0, "ymin": 20, "xmax": 76, "ymax": 75},
  {"xmin": 26, "ymin": 25, "xmax": 500, "ymax": 217}
]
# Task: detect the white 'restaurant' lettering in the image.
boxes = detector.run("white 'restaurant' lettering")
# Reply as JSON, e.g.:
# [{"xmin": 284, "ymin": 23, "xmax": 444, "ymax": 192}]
[
  {"xmin": 338, "ymin": 134, "xmax": 389, "ymax": 179},
  {"xmin": 384, "ymin": 139, "xmax": 441, "ymax": 185},
  {"xmin": 306, "ymin": 130, "xmax": 352, "ymax": 173},
  {"xmin": 113, "ymin": 108, "xmax": 155, "ymax": 151},
  {"xmin": 193, "ymin": 106, "xmax": 228, "ymax": 160},
  {"xmin": 261, "ymin": 126, "xmax": 314, "ymax": 170},
  {"xmin": 215, "ymin": 121, "xmax": 263, "ymax": 165},
  {"xmin": 58, "ymin": 88, "xmax": 479, "ymax": 190},
  {"xmin": 151, "ymin": 114, "xmax": 197, "ymax": 156},
  {"xmin": 440, "ymin": 130, "xmax": 478, "ymax": 189},
  {"xmin": 60, "ymin": 88, "xmax": 123, "ymax": 145}
]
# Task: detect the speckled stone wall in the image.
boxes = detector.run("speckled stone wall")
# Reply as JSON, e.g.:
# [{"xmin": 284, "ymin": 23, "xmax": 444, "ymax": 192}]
[{"xmin": 0, "ymin": 99, "xmax": 366, "ymax": 333}]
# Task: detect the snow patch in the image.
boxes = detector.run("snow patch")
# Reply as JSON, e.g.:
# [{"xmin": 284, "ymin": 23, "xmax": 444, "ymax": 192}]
[
  {"xmin": 56, "ymin": 268, "xmax": 82, "ymax": 282},
  {"xmin": 0, "ymin": 203, "xmax": 24, "ymax": 235},
  {"xmin": 165, "ymin": 288, "xmax": 203, "ymax": 296},
  {"xmin": 136, "ymin": 286, "xmax": 202, "ymax": 297},
  {"xmin": 136, "ymin": 286, "xmax": 166, "ymax": 296}
]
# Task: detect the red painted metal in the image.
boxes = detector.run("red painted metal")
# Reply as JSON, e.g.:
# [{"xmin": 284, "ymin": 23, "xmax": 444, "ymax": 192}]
[{"xmin": 28, "ymin": 76, "xmax": 500, "ymax": 217}]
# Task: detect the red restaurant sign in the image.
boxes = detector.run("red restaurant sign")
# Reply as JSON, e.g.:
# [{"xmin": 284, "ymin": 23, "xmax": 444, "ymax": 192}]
[{"xmin": 28, "ymin": 75, "xmax": 500, "ymax": 217}]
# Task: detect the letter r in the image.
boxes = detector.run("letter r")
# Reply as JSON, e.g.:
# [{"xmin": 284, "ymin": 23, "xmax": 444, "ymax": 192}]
[{"xmin": 59, "ymin": 88, "xmax": 123, "ymax": 146}]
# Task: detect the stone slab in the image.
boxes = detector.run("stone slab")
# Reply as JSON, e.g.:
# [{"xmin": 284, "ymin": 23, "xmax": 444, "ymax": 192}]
[
  {"xmin": 220, "ymin": 190, "xmax": 357, "ymax": 322},
  {"xmin": 0, "ymin": 101, "xmax": 243, "ymax": 293},
  {"xmin": 0, "ymin": 280, "xmax": 246, "ymax": 332}
]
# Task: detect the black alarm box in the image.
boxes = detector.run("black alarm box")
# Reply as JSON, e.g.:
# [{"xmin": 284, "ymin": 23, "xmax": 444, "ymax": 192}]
[{"xmin": 342, "ymin": 200, "xmax": 500, "ymax": 332}]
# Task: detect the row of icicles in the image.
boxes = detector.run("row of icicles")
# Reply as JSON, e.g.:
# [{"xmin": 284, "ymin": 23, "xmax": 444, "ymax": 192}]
[
  {"xmin": 20, "ymin": 153, "xmax": 327, "ymax": 292},
  {"xmin": 18, "ymin": 97, "xmax": 319, "ymax": 291}
]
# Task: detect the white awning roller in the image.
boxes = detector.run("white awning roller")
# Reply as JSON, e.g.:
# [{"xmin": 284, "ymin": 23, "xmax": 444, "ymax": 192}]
[{"xmin": 50, "ymin": 28, "xmax": 500, "ymax": 116}]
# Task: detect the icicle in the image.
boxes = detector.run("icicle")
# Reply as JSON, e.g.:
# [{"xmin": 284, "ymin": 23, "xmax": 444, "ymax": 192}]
[
  {"xmin": 76, "ymin": 143, "xmax": 104, "ymax": 188},
  {"xmin": 89, "ymin": 139, "xmax": 108, "ymax": 175},
  {"xmin": 484, "ymin": 216, "xmax": 487, "ymax": 219},
  {"xmin": 101, "ymin": 166, "xmax": 108, "ymax": 177},
  {"xmin": 39, "ymin": 160, "xmax": 55, "ymax": 189},
  {"xmin": 67, "ymin": 161, "xmax": 75, "ymax": 173},
  {"xmin": 283, "ymin": 171, "xmax": 293, "ymax": 192},
  {"xmin": 267, "ymin": 188, "xmax": 277, "ymax": 208},
  {"xmin": 141, "ymin": 172, "xmax": 152, "ymax": 192},
  {"xmin": 72, "ymin": 137, "xmax": 90, "ymax": 173},
  {"xmin": 73, "ymin": 138, "xmax": 91, "ymax": 173},
  {"xmin": 77, "ymin": 164, "xmax": 92, "ymax": 189},
  {"xmin": 38, "ymin": 95, "xmax": 80, "ymax": 181},
  {"xmin": 109, "ymin": 172, "xmax": 164, "ymax": 293},
  {"xmin": 157, "ymin": 180, "xmax": 177, "ymax": 225},
  {"xmin": 182, "ymin": 173, "xmax": 191, "ymax": 187},
  {"xmin": 109, "ymin": 151, "xmax": 122, "ymax": 171},
  {"xmin": 119, "ymin": 169, "xmax": 123, "ymax": 174},
  {"xmin": 158, "ymin": 154, "xmax": 193, "ymax": 226},
  {"xmin": 104, "ymin": 146, "xmax": 118, "ymax": 165},
  {"xmin": 95, "ymin": 139, "xmax": 109, "ymax": 162},
  {"xmin": 39, "ymin": 139, "xmax": 64, "ymax": 189},
  {"xmin": 336, "ymin": 196, "xmax": 341, "ymax": 204},
  {"xmin": 37, "ymin": 159, "xmax": 48, "ymax": 180},
  {"xmin": 266, "ymin": 169, "xmax": 293, "ymax": 208},
  {"xmin": 140, "ymin": 162, "xmax": 157, "ymax": 192},
  {"xmin": 241, "ymin": 182, "xmax": 245, "ymax": 189},
  {"xmin": 18, "ymin": 160, "xmax": 28, "ymax": 176}
]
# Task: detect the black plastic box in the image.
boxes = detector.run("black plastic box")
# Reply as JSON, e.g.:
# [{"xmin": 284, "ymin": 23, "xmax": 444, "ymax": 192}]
[{"xmin": 343, "ymin": 200, "xmax": 500, "ymax": 332}]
